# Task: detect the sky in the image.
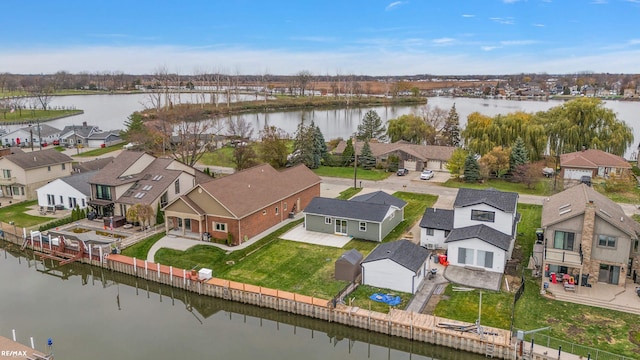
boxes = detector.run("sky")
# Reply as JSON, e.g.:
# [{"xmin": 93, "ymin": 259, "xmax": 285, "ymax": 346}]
[{"xmin": 2, "ymin": 0, "xmax": 640, "ymax": 76}]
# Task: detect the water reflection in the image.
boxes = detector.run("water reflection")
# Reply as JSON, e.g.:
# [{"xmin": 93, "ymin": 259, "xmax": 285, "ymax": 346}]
[{"xmin": 1, "ymin": 241, "xmax": 483, "ymax": 360}]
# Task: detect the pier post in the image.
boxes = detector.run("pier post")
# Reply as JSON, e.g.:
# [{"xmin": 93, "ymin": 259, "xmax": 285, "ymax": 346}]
[
  {"xmin": 145, "ymin": 260, "xmax": 148, "ymax": 276},
  {"xmin": 12, "ymin": 329, "xmax": 16, "ymax": 341},
  {"xmin": 170, "ymin": 266, "xmax": 173, "ymax": 284},
  {"xmin": 157, "ymin": 263, "xmax": 160, "ymax": 278},
  {"xmin": 30, "ymin": 337, "xmax": 34, "ymax": 349},
  {"xmin": 133, "ymin": 257, "xmax": 137, "ymax": 275}
]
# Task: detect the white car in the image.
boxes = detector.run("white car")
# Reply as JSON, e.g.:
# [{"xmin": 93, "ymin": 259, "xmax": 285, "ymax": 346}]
[
  {"xmin": 122, "ymin": 142, "xmax": 138, "ymax": 150},
  {"xmin": 420, "ymin": 169, "xmax": 434, "ymax": 180}
]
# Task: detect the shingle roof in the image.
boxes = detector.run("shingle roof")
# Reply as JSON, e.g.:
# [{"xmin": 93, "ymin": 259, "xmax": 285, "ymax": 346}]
[
  {"xmin": 454, "ymin": 188, "xmax": 518, "ymax": 213},
  {"xmin": 117, "ymin": 158, "xmax": 181, "ymax": 206},
  {"xmin": 333, "ymin": 141, "xmax": 455, "ymax": 161},
  {"xmin": 362, "ymin": 240, "xmax": 430, "ymax": 272},
  {"xmin": 4, "ymin": 149, "xmax": 72, "ymax": 169},
  {"xmin": 337, "ymin": 249, "xmax": 363, "ymax": 265},
  {"xmin": 304, "ymin": 197, "xmax": 393, "ymax": 222},
  {"xmin": 560, "ymin": 149, "xmax": 631, "ymax": 170},
  {"xmin": 89, "ymin": 151, "xmax": 147, "ymax": 186},
  {"xmin": 350, "ymin": 190, "xmax": 407, "ymax": 209},
  {"xmin": 73, "ymin": 157, "xmax": 114, "ymax": 173},
  {"xmin": 87, "ymin": 130, "xmax": 121, "ymax": 140},
  {"xmin": 445, "ymin": 224, "xmax": 513, "ymax": 251},
  {"xmin": 60, "ymin": 124, "xmax": 99, "ymax": 139},
  {"xmin": 199, "ymin": 163, "xmax": 321, "ymax": 218},
  {"xmin": 60, "ymin": 171, "xmax": 96, "ymax": 196},
  {"xmin": 419, "ymin": 208, "xmax": 454, "ymax": 231},
  {"xmin": 541, "ymin": 183, "xmax": 640, "ymax": 237},
  {"xmin": 19, "ymin": 124, "xmax": 60, "ymax": 137}
]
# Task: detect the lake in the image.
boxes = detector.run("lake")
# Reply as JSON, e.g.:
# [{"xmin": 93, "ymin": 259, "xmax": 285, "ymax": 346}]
[
  {"xmin": 0, "ymin": 242, "xmax": 483, "ymax": 360},
  {"xmin": 37, "ymin": 94, "xmax": 640, "ymax": 157}
]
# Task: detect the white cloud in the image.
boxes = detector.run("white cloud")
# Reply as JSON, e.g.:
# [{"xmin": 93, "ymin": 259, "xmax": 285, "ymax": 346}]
[
  {"xmin": 490, "ymin": 17, "xmax": 515, "ymax": 25},
  {"xmin": 500, "ymin": 40, "xmax": 539, "ymax": 46},
  {"xmin": 462, "ymin": 14, "xmax": 475, "ymax": 18},
  {"xmin": 432, "ymin": 38, "xmax": 455, "ymax": 45},
  {"xmin": 532, "ymin": 23, "xmax": 545, "ymax": 27},
  {"xmin": 481, "ymin": 46, "xmax": 500, "ymax": 51},
  {"xmin": 290, "ymin": 36, "xmax": 336, "ymax": 43},
  {"xmin": 590, "ymin": 0, "xmax": 608, "ymax": 4},
  {"xmin": 502, "ymin": 0, "xmax": 520, "ymax": 3},
  {"xmin": 385, "ymin": 1, "xmax": 406, "ymax": 11}
]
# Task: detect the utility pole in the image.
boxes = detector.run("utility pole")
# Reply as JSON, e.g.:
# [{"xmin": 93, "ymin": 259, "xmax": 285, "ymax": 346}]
[
  {"xmin": 37, "ymin": 120, "xmax": 42, "ymax": 150},
  {"xmin": 353, "ymin": 135, "xmax": 357, "ymax": 189},
  {"xmin": 73, "ymin": 124, "xmax": 79, "ymax": 155},
  {"xmin": 29, "ymin": 125, "xmax": 33, "ymax": 151}
]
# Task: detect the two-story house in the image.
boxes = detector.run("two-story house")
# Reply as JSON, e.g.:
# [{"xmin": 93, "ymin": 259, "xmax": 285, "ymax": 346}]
[
  {"xmin": 60, "ymin": 122, "xmax": 101, "ymax": 148},
  {"xmin": 540, "ymin": 184, "xmax": 640, "ymax": 289},
  {"xmin": 420, "ymin": 188, "xmax": 520, "ymax": 274},
  {"xmin": 87, "ymin": 151, "xmax": 210, "ymax": 226},
  {"xmin": 0, "ymin": 149, "xmax": 73, "ymax": 200}
]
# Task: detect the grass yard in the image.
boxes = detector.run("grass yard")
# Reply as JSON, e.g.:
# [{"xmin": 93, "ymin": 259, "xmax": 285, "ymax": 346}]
[
  {"xmin": 0, "ymin": 109, "xmax": 82, "ymax": 123},
  {"xmin": 0, "ymin": 200, "xmax": 50, "ymax": 227},
  {"xmin": 73, "ymin": 143, "xmax": 123, "ymax": 157},
  {"xmin": 442, "ymin": 177, "xmax": 556, "ymax": 196},
  {"xmin": 382, "ymin": 192, "xmax": 436, "ymax": 242},
  {"xmin": 199, "ymin": 147, "xmax": 236, "ymax": 168},
  {"xmin": 348, "ymin": 285, "xmax": 412, "ymax": 313},
  {"xmin": 121, "ymin": 232, "xmax": 165, "ymax": 259},
  {"xmin": 336, "ymin": 187, "xmax": 362, "ymax": 200},
  {"xmin": 313, "ymin": 166, "xmax": 391, "ymax": 181}
]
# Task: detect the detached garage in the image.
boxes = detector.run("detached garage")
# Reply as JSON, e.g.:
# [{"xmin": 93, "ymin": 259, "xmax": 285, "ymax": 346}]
[
  {"xmin": 335, "ymin": 249, "xmax": 363, "ymax": 282},
  {"xmin": 563, "ymin": 168, "xmax": 593, "ymax": 180},
  {"xmin": 361, "ymin": 240, "xmax": 430, "ymax": 294}
]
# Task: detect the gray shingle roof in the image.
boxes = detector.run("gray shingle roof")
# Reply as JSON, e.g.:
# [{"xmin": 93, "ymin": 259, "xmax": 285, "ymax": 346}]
[
  {"xmin": 5, "ymin": 149, "xmax": 72, "ymax": 169},
  {"xmin": 19, "ymin": 124, "xmax": 60, "ymax": 137},
  {"xmin": 419, "ymin": 208, "xmax": 454, "ymax": 231},
  {"xmin": 73, "ymin": 157, "xmax": 114, "ymax": 173},
  {"xmin": 445, "ymin": 224, "xmax": 513, "ymax": 251},
  {"xmin": 454, "ymin": 188, "xmax": 518, "ymax": 213},
  {"xmin": 337, "ymin": 249, "xmax": 363, "ymax": 265},
  {"xmin": 350, "ymin": 190, "xmax": 407, "ymax": 209},
  {"xmin": 60, "ymin": 171, "xmax": 96, "ymax": 196},
  {"xmin": 304, "ymin": 197, "xmax": 392, "ymax": 222},
  {"xmin": 362, "ymin": 240, "xmax": 430, "ymax": 272}
]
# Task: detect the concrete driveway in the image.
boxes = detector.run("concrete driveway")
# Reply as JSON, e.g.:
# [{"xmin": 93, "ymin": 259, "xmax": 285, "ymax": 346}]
[{"xmin": 280, "ymin": 224, "xmax": 352, "ymax": 248}]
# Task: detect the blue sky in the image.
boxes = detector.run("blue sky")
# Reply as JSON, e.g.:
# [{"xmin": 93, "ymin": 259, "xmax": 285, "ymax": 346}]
[{"xmin": 2, "ymin": 0, "xmax": 640, "ymax": 75}]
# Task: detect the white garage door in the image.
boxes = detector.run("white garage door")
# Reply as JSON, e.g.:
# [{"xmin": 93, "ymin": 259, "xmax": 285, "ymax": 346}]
[
  {"xmin": 403, "ymin": 160, "xmax": 417, "ymax": 171},
  {"xmin": 565, "ymin": 168, "xmax": 592, "ymax": 180}
]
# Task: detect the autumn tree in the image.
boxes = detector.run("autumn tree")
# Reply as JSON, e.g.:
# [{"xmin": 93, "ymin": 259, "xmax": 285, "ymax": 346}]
[
  {"xmin": 446, "ymin": 147, "xmax": 468, "ymax": 180},
  {"xmin": 126, "ymin": 203, "xmax": 154, "ymax": 230},
  {"xmin": 233, "ymin": 144, "xmax": 258, "ymax": 170},
  {"xmin": 356, "ymin": 110, "xmax": 386, "ymax": 142},
  {"xmin": 386, "ymin": 114, "xmax": 434, "ymax": 144},
  {"xmin": 258, "ymin": 125, "xmax": 289, "ymax": 168},
  {"xmin": 480, "ymin": 147, "xmax": 511, "ymax": 178}
]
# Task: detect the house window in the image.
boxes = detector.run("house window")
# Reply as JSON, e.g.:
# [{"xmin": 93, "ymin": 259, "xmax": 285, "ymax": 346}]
[
  {"xmin": 553, "ymin": 231, "xmax": 575, "ymax": 250},
  {"xmin": 95, "ymin": 185, "xmax": 112, "ymax": 200},
  {"xmin": 47, "ymin": 194, "xmax": 54, "ymax": 205},
  {"xmin": 81, "ymin": 199, "xmax": 85, "ymax": 207},
  {"xmin": 284, "ymin": 202, "xmax": 287, "ymax": 211},
  {"xmin": 215, "ymin": 223, "xmax": 227, "ymax": 232},
  {"xmin": 262, "ymin": 210, "xmax": 267, "ymax": 215},
  {"xmin": 62, "ymin": 163, "xmax": 66, "ymax": 170},
  {"xmin": 457, "ymin": 247, "xmax": 475, "ymax": 265},
  {"xmin": 471, "ymin": 210, "xmax": 495, "ymax": 222},
  {"xmin": 359, "ymin": 222, "xmax": 367, "ymax": 231},
  {"xmin": 69, "ymin": 197, "xmax": 77, "ymax": 209},
  {"xmin": 598, "ymin": 235, "xmax": 616, "ymax": 248},
  {"xmin": 20, "ymin": 187, "xmax": 24, "ymax": 196},
  {"xmin": 160, "ymin": 192, "xmax": 168, "ymax": 208},
  {"xmin": 2, "ymin": 169, "xmax": 10, "ymax": 179},
  {"xmin": 275, "ymin": 207, "xmax": 279, "ymax": 215},
  {"xmin": 60, "ymin": 195, "xmax": 63, "ymax": 203},
  {"xmin": 635, "ymin": 240, "xmax": 639, "ymax": 253},
  {"xmin": 174, "ymin": 180, "xmax": 180, "ymax": 194},
  {"xmin": 426, "ymin": 228, "xmax": 435, "ymax": 236},
  {"xmin": 325, "ymin": 217, "xmax": 332, "ymax": 224},
  {"xmin": 47, "ymin": 166, "xmax": 51, "ymax": 172},
  {"xmin": 477, "ymin": 250, "xmax": 494, "ymax": 268},
  {"xmin": 444, "ymin": 230, "xmax": 450, "ymax": 237},
  {"xmin": 120, "ymin": 204, "xmax": 127, "ymax": 217}
]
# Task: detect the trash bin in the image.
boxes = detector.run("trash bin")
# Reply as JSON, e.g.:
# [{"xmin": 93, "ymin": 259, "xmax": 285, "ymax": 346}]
[
  {"xmin": 550, "ymin": 272, "xmax": 557, "ymax": 284},
  {"xmin": 433, "ymin": 254, "xmax": 439, "ymax": 264},
  {"xmin": 543, "ymin": 282, "xmax": 549, "ymax": 289}
]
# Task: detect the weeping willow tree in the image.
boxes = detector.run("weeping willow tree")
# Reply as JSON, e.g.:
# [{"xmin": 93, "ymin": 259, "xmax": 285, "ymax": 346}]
[{"xmin": 544, "ymin": 98, "xmax": 633, "ymax": 156}]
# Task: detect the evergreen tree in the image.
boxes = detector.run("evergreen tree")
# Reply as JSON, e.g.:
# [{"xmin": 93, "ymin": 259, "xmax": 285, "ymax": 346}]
[
  {"xmin": 156, "ymin": 203, "xmax": 165, "ymax": 225},
  {"xmin": 357, "ymin": 110, "xmax": 386, "ymax": 141},
  {"xmin": 342, "ymin": 138, "xmax": 355, "ymax": 166},
  {"xmin": 291, "ymin": 121, "xmax": 322, "ymax": 169},
  {"xmin": 313, "ymin": 123, "xmax": 328, "ymax": 166},
  {"xmin": 509, "ymin": 137, "xmax": 529, "ymax": 171},
  {"xmin": 359, "ymin": 141, "xmax": 376, "ymax": 169},
  {"xmin": 463, "ymin": 153, "xmax": 481, "ymax": 183},
  {"xmin": 442, "ymin": 103, "xmax": 461, "ymax": 147}
]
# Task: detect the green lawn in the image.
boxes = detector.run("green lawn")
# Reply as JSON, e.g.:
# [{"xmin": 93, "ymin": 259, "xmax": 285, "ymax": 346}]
[
  {"xmin": 0, "ymin": 109, "xmax": 82, "ymax": 123},
  {"xmin": 336, "ymin": 187, "xmax": 362, "ymax": 200},
  {"xmin": 0, "ymin": 200, "xmax": 50, "ymax": 227},
  {"xmin": 199, "ymin": 147, "xmax": 235, "ymax": 168},
  {"xmin": 442, "ymin": 177, "xmax": 556, "ymax": 196},
  {"xmin": 73, "ymin": 143, "xmax": 123, "ymax": 157},
  {"xmin": 348, "ymin": 285, "xmax": 412, "ymax": 313},
  {"xmin": 313, "ymin": 166, "xmax": 391, "ymax": 181},
  {"xmin": 121, "ymin": 232, "xmax": 165, "ymax": 259},
  {"xmin": 154, "ymin": 191, "xmax": 430, "ymax": 305}
]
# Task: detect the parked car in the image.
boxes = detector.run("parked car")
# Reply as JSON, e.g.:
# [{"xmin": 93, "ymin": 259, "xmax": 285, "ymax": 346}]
[
  {"xmin": 397, "ymin": 168, "xmax": 409, "ymax": 176},
  {"xmin": 420, "ymin": 169, "xmax": 434, "ymax": 180},
  {"xmin": 52, "ymin": 139, "xmax": 60, "ymax": 146}
]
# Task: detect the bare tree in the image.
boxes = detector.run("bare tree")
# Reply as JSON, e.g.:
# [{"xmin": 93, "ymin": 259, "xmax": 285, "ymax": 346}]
[
  {"xmin": 170, "ymin": 108, "xmax": 219, "ymax": 166},
  {"xmin": 29, "ymin": 76, "xmax": 54, "ymax": 111},
  {"xmin": 227, "ymin": 116, "xmax": 254, "ymax": 140},
  {"xmin": 296, "ymin": 70, "xmax": 312, "ymax": 96}
]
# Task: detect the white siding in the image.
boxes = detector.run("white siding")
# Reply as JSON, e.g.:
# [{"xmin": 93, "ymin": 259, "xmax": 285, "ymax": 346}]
[
  {"xmin": 36, "ymin": 179, "xmax": 88, "ymax": 209},
  {"xmin": 446, "ymin": 238, "xmax": 506, "ymax": 273},
  {"xmin": 564, "ymin": 168, "xmax": 592, "ymax": 180},
  {"xmin": 362, "ymin": 258, "xmax": 426, "ymax": 294},
  {"xmin": 454, "ymin": 204, "xmax": 514, "ymax": 236},
  {"xmin": 420, "ymin": 228, "xmax": 448, "ymax": 249}
]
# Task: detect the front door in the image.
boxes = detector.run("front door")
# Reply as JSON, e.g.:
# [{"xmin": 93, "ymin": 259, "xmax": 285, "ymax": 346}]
[
  {"xmin": 598, "ymin": 264, "xmax": 620, "ymax": 285},
  {"xmin": 335, "ymin": 219, "xmax": 347, "ymax": 235}
]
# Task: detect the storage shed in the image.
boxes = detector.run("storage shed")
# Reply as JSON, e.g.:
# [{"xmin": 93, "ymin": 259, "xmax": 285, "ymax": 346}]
[{"xmin": 335, "ymin": 249, "xmax": 363, "ymax": 281}]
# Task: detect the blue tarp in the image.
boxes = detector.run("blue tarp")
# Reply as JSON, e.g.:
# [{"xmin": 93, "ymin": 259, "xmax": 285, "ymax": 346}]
[{"xmin": 369, "ymin": 293, "xmax": 401, "ymax": 306}]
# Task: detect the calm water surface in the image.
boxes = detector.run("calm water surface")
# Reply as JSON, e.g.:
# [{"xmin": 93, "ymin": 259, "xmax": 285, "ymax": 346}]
[{"xmin": 0, "ymin": 243, "xmax": 484, "ymax": 360}]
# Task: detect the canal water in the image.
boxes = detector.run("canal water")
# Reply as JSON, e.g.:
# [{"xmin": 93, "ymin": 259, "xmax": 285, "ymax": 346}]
[{"xmin": 0, "ymin": 242, "xmax": 485, "ymax": 360}]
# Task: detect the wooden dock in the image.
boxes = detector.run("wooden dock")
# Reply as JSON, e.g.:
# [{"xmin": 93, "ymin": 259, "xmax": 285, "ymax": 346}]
[{"xmin": 0, "ymin": 336, "xmax": 51, "ymax": 360}]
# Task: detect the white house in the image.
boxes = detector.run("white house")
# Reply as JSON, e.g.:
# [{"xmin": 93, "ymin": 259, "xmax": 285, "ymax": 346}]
[
  {"xmin": 361, "ymin": 240, "xmax": 430, "ymax": 294},
  {"xmin": 419, "ymin": 208, "xmax": 453, "ymax": 249},
  {"xmin": 36, "ymin": 171, "xmax": 94, "ymax": 210},
  {"xmin": 1, "ymin": 124, "xmax": 61, "ymax": 148},
  {"xmin": 419, "ymin": 188, "xmax": 519, "ymax": 274}
]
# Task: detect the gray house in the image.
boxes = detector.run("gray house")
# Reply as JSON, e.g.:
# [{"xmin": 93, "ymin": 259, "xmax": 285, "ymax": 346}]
[
  {"xmin": 303, "ymin": 191, "xmax": 406, "ymax": 242},
  {"xmin": 361, "ymin": 240, "xmax": 430, "ymax": 294}
]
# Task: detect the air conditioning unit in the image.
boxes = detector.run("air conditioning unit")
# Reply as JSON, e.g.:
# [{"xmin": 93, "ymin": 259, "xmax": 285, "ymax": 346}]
[{"xmin": 425, "ymin": 243, "xmax": 435, "ymax": 249}]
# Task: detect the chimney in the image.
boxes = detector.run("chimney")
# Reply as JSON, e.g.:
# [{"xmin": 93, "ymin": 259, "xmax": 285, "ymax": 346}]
[{"xmin": 82, "ymin": 121, "xmax": 87, "ymax": 127}]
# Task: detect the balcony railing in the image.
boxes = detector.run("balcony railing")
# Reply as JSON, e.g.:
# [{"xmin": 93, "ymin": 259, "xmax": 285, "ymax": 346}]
[{"xmin": 544, "ymin": 247, "xmax": 583, "ymax": 266}]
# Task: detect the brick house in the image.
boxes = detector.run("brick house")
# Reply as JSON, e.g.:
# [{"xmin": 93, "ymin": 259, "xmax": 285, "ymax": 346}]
[
  {"xmin": 163, "ymin": 164, "xmax": 321, "ymax": 245},
  {"xmin": 560, "ymin": 149, "xmax": 631, "ymax": 183}
]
